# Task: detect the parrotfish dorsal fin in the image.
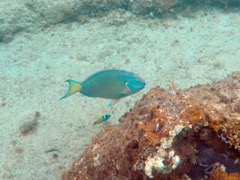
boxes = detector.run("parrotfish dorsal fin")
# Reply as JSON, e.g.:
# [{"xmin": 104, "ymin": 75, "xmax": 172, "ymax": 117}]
[{"xmin": 60, "ymin": 80, "xmax": 82, "ymax": 100}]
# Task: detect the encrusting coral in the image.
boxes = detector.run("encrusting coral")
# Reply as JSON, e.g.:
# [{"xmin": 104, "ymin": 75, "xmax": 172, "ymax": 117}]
[{"xmin": 62, "ymin": 72, "xmax": 240, "ymax": 180}]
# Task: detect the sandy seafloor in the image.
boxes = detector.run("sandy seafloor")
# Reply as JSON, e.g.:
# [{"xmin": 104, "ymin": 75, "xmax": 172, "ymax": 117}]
[{"xmin": 0, "ymin": 7, "xmax": 240, "ymax": 180}]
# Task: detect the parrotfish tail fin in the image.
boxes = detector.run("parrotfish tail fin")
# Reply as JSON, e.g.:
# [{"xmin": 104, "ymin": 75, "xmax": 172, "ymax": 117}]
[{"xmin": 60, "ymin": 80, "xmax": 82, "ymax": 100}]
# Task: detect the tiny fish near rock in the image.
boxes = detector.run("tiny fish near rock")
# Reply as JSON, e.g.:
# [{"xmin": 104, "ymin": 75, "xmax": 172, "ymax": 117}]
[
  {"xmin": 93, "ymin": 114, "xmax": 111, "ymax": 125},
  {"xmin": 60, "ymin": 69, "xmax": 146, "ymax": 105}
]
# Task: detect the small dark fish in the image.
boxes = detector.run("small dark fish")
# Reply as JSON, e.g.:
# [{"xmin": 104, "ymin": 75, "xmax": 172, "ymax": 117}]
[
  {"xmin": 60, "ymin": 69, "xmax": 146, "ymax": 105},
  {"xmin": 94, "ymin": 114, "xmax": 111, "ymax": 125}
]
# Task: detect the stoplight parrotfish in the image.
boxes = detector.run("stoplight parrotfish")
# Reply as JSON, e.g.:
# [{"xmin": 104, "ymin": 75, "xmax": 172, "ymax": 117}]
[
  {"xmin": 93, "ymin": 114, "xmax": 111, "ymax": 125},
  {"xmin": 60, "ymin": 69, "xmax": 146, "ymax": 105}
]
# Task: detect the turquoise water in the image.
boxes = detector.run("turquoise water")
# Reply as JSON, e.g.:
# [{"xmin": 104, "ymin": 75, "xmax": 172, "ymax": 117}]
[{"xmin": 0, "ymin": 1, "xmax": 240, "ymax": 179}]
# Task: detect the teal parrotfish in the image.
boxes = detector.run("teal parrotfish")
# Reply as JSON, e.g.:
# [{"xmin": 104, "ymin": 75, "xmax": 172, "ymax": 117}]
[
  {"xmin": 93, "ymin": 114, "xmax": 111, "ymax": 125},
  {"xmin": 60, "ymin": 69, "xmax": 146, "ymax": 105}
]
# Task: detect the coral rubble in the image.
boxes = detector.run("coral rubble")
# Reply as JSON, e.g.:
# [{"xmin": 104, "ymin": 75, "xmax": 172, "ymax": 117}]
[
  {"xmin": 2, "ymin": 0, "xmax": 240, "ymax": 42},
  {"xmin": 62, "ymin": 72, "xmax": 240, "ymax": 180}
]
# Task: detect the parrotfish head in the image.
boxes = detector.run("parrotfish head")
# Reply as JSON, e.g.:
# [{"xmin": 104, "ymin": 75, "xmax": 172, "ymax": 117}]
[{"xmin": 126, "ymin": 77, "xmax": 146, "ymax": 94}]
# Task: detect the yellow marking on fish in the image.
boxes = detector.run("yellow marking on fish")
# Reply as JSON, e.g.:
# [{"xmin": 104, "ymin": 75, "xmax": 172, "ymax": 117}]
[
  {"xmin": 69, "ymin": 86, "xmax": 73, "ymax": 93},
  {"xmin": 76, "ymin": 84, "xmax": 81, "ymax": 92}
]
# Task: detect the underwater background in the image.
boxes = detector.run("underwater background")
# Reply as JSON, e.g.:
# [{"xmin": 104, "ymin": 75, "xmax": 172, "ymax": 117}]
[{"xmin": 0, "ymin": 0, "xmax": 240, "ymax": 179}]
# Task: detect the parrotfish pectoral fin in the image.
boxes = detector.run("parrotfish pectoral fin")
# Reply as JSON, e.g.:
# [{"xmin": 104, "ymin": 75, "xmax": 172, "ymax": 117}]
[
  {"xmin": 60, "ymin": 80, "xmax": 82, "ymax": 100},
  {"xmin": 125, "ymin": 82, "xmax": 132, "ymax": 93}
]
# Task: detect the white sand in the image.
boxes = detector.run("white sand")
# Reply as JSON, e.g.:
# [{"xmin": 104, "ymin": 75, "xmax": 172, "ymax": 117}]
[{"xmin": 0, "ymin": 9, "xmax": 240, "ymax": 179}]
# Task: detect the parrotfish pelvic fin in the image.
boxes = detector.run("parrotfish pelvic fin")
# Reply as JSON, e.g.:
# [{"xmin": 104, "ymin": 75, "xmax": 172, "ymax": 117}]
[
  {"xmin": 60, "ymin": 80, "xmax": 82, "ymax": 100},
  {"xmin": 107, "ymin": 99, "xmax": 119, "ymax": 106}
]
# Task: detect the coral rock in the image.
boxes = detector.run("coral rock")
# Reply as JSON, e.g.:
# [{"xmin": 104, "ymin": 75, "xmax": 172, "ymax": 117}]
[
  {"xmin": 62, "ymin": 72, "xmax": 240, "ymax": 180},
  {"xmin": 210, "ymin": 169, "xmax": 240, "ymax": 180}
]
